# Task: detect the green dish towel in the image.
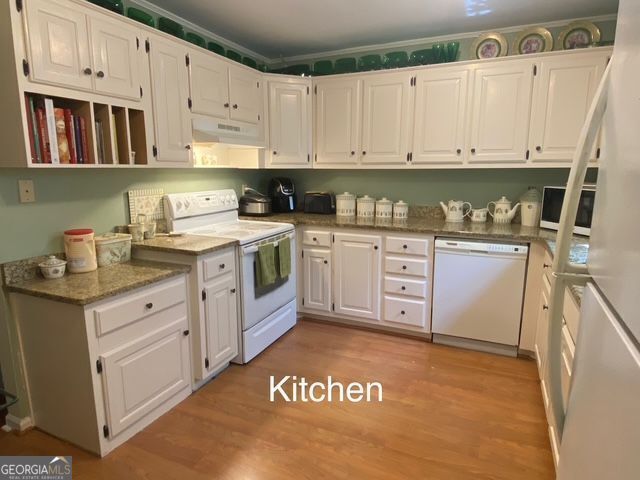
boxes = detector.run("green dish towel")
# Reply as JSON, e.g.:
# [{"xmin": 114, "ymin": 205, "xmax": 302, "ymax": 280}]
[
  {"xmin": 256, "ymin": 243, "xmax": 277, "ymax": 288},
  {"xmin": 278, "ymin": 237, "xmax": 291, "ymax": 278}
]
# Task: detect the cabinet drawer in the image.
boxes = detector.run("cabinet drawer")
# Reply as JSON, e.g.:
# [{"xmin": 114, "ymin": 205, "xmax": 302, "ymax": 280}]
[
  {"xmin": 543, "ymin": 250, "xmax": 554, "ymax": 284},
  {"xmin": 384, "ymin": 276, "xmax": 428, "ymax": 298},
  {"xmin": 385, "ymin": 257, "xmax": 428, "ymax": 277},
  {"xmin": 560, "ymin": 324, "xmax": 575, "ymax": 409},
  {"xmin": 94, "ymin": 277, "xmax": 186, "ymax": 336},
  {"xmin": 302, "ymin": 230, "xmax": 331, "ymax": 247},
  {"xmin": 383, "ymin": 296, "xmax": 427, "ymax": 328},
  {"xmin": 203, "ymin": 250, "xmax": 235, "ymax": 282},
  {"xmin": 386, "ymin": 236, "xmax": 429, "ymax": 256}
]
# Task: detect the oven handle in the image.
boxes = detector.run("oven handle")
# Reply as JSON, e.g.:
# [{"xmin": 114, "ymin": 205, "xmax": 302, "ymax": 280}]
[{"xmin": 242, "ymin": 232, "xmax": 295, "ymax": 256}]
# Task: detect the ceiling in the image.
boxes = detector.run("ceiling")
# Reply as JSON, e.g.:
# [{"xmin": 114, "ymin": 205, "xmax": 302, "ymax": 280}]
[{"xmin": 148, "ymin": 0, "xmax": 619, "ymax": 59}]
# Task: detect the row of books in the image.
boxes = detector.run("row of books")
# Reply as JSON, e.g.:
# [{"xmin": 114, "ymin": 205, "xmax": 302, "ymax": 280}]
[{"xmin": 24, "ymin": 94, "xmax": 91, "ymax": 164}]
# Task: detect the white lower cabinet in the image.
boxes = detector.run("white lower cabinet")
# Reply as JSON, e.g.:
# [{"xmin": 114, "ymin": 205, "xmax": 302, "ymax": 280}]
[
  {"xmin": 12, "ymin": 275, "xmax": 191, "ymax": 456},
  {"xmin": 300, "ymin": 228, "xmax": 432, "ymax": 334},
  {"xmin": 203, "ymin": 273, "xmax": 239, "ymax": 369}
]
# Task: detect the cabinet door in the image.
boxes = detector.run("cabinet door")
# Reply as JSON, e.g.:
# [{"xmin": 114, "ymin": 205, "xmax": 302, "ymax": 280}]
[
  {"xmin": 228, "ymin": 66, "xmax": 263, "ymax": 125},
  {"xmin": 268, "ymin": 81, "xmax": 312, "ymax": 167},
  {"xmin": 412, "ymin": 68, "xmax": 469, "ymax": 165},
  {"xmin": 189, "ymin": 51, "xmax": 230, "ymax": 119},
  {"xmin": 535, "ymin": 285, "xmax": 550, "ymax": 376},
  {"xmin": 149, "ymin": 36, "xmax": 192, "ymax": 164},
  {"xmin": 468, "ymin": 60, "xmax": 534, "ymax": 163},
  {"xmin": 100, "ymin": 319, "xmax": 190, "ymax": 438},
  {"xmin": 333, "ymin": 233, "xmax": 381, "ymax": 320},
  {"xmin": 529, "ymin": 53, "xmax": 608, "ymax": 163},
  {"xmin": 89, "ymin": 17, "xmax": 140, "ymax": 100},
  {"xmin": 361, "ymin": 72, "xmax": 412, "ymax": 165},
  {"xmin": 204, "ymin": 275, "xmax": 239, "ymax": 371},
  {"xmin": 302, "ymin": 248, "xmax": 331, "ymax": 312},
  {"xmin": 24, "ymin": 0, "xmax": 93, "ymax": 91},
  {"xmin": 314, "ymin": 79, "xmax": 361, "ymax": 166}
]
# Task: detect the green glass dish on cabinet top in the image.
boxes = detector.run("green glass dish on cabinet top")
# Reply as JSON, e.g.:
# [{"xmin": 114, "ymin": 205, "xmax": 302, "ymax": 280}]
[
  {"xmin": 446, "ymin": 41, "xmax": 460, "ymax": 62},
  {"xmin": 158, "ymin": 17, "xmax": 185, "ymax": 40},
  {"xmin": 207, "ymin": 41, "xmax": 225, "ymax": 56},
  {"xmin": 226, "ymin": 50, "xmax": 242, "ymax": 63},
  {"xmin": 382, "ymin": 51, "xmax": 409, "ymax": 69},
  {"xmin": 283, "ymin": 64, "xmax": 312, "ymax": 76},
  {"xmin": 334, "ymin": 58, "xmax": 357, "ymax": 74},
  {"xmin": 88, "ymin": 0, "xmax": 124, "ymax": 14},
  {"xmin": 313, "ymin": 60, "xmax": 333, "ymax": 76},
  {"xmin": 185, "ymin": 32, "xmax": 206, "ymax": 48},
  {"xmin": 242, "ymin": 57, "xmax": 258, "ymax": 69},
  {"xmin": 358, "ymin": 54, "xmax": 382, "ymax": 71},
  {"xmin": 409, "ymin": 49, "xmax": 434, "ymax": 66},
  {"xmin": 126, "ymin": 7, "xmax": 154, "ymax": 27}
]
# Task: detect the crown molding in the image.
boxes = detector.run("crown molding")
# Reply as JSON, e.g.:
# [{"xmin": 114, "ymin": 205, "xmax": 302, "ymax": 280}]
[
  {"xmin": 131, "ymin": 0, "xmax": 270, "ymax": 63},
  {"xmin": 272, "ymin": 13, "xmax": 617, "ymax": 65}
]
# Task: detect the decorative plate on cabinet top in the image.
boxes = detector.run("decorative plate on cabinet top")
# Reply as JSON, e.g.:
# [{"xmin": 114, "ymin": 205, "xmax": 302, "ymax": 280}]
[
  {"xmin": 513, "ymin": 27, "xmax": 553, "ymax": 54},
  {"xmin": 558, "ymin": 21, "xmax": 601, "ymax": 50},
  {"xmin": 471, "ymin": 32, "xmax": 508, "ymax": 59}
]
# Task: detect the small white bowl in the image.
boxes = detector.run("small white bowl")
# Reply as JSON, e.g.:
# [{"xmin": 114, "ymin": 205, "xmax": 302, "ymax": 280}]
[{"xmin": 39, "ymin": 255, "xmax": 67, "ymax": 280}]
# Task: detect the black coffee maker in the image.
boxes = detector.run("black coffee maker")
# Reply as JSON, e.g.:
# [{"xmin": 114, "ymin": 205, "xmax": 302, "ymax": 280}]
[{"xmin": 268, "ymin": 177, "xmax": 296, "ymax": 212}]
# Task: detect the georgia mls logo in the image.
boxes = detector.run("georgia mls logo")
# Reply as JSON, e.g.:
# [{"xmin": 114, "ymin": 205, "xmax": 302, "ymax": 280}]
[{"xmin": 0, "ymin": 456, "xmax": 72, "ymax": 479}]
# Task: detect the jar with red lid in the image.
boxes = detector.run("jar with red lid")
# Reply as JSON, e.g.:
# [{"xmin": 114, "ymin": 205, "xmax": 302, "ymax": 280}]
[{"xmin": 64, "ymin": 229, "xmax": 97, "ymax": 273}]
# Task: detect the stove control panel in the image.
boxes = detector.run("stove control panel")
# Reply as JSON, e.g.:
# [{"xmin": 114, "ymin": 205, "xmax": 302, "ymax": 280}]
[{"xmin": 164, "ymin": 190, "xmax": 238, "ymax": 219}]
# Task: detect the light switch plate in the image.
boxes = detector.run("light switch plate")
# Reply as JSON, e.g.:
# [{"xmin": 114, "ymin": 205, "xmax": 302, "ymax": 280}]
[{"xmin": 18, "ymin": 180, "xmax": 35, "ymax": 203}]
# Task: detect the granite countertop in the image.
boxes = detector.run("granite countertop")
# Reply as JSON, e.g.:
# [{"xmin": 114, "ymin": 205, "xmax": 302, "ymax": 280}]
[
  {"xmin": 243, "ymin": 212, "xmax": 590, "ymax": 304},
  {"xmin": 4, "ymin": 260, "xmax": 190, "ymax": 306},
  {"xmin": 132, "ymin": 234, "xmax": 238, "ymax": 256}
]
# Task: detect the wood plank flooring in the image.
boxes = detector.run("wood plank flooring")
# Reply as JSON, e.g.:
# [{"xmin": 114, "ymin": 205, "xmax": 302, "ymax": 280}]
[{"xmin": 0, "ymin": 319, "xmax": 554, "ymax": 479}]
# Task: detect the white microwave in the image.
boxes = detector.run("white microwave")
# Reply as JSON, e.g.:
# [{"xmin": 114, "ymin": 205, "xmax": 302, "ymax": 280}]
[{"xmin": 541, "ymin": 185, "xmax": 596, "ymax": 236}]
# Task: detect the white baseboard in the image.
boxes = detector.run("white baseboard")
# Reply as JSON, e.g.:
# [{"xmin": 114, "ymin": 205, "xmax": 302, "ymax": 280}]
[{"xmin": 5, "ymin": 414, "xmax": 33, "ymax": 432}]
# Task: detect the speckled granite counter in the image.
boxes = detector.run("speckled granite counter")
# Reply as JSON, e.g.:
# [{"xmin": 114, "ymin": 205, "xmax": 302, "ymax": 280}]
[
  {"xmin": 243, "ymin": 212, "xmax": 590, "ymax": 304},
  {"xmin": 132, "ymin": 234, "xmax": 237, "ymax": 256},
  {"xmin": 4, "ymin": 260, "xmax": 190, "ymax": 306}
]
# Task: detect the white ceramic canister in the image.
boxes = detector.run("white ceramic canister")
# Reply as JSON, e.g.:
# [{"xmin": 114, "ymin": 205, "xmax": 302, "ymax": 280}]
[
  {"xmin": 520, "ymin": 187, "xmax": 542, "ymax": 227},
  {"xmin": 336, "ymin": 192, "xmax": 356, "ymax": 217},
  {"xmin": 63, "ymin": 229, "xmax": 97, "ymax": 273},
  {"xmin": 356, "ymin": 195, "xmax": 376, "ymax": 218},
  {"xmin": 375, "ymin": 197, "xmax": 393, "ymax": 218},
  {"xmin": 393, "ymin": 200, "xmax": 409, "ymax": 220},
  {"xmin": 95, "ymin": 233, "xmax": 132, "ymax": 267}
]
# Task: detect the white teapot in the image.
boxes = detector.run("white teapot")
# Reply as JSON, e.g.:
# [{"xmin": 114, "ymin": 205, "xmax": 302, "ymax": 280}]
[
  {"xmin": 487, "ymin": 196, "xmax": 520, "ymax": 224},
  {"xmin": 440, "ymin": 200, "xmax": 472, "ymax": 222}
]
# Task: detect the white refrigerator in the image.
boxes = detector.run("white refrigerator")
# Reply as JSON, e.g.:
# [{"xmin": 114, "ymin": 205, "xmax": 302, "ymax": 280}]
[{"xmin": 551, "ymin": 0, "xmax": 640, "ymax": 478}]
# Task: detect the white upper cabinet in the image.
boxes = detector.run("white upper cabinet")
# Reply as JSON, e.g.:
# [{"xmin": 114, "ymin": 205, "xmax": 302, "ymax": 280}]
[
  {"xmin": 468, "ymin": 59, "xmax": 535, "ymax": 163},
  {"xmin": 89, "ymin": 17, "xmax": 140, "ymax": 100},
  {"xmin": 412, "ymin": 68, "xmax": 469, "ymax": 165},
  {"xmin": 189, "ymin": 51, "xmax": 230, "ymax": 119},
  {"xmin": 361, "ymin": 72, "xmax": 413, "ymax": 165},
  {"xmin": 149, "ymin": 35, "xmax": 192, "ymax": 164},
  {"xmin": 228, "ymin": 66, "xmax": 263, "ymax": 125},
  {"xmin": 314, "ymin": 78, "xmax": 361, "ymax": 166},
  {"xmin": 267, "ymin": 79, "xmax": 312, "ymax": 168},
  {"xmin": 24, "ymin": 0, "xmax": 94, "ymax": 91},
  {"xmin": 529, "ymin": 52, "xmax": 608, "ymax": 163},
  {"xmin": 302, "ymin": 248, "xmax": 332, "ymax": 312},
  {"xmin": 333, "ymin": 232, "xmax": 381, "ymax": 320}
]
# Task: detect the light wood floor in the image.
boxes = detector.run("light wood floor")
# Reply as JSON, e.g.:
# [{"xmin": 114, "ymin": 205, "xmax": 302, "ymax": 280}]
[{"xmin": 0, "ymin": 320, "xmax": 554, "ymax": 479}]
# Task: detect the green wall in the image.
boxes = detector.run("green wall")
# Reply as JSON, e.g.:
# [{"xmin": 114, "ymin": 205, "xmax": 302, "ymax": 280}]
[
  {"xmin": 267, "ymin": 168, "xmax": 596, "ymax": 208},
  {"xmin": 0, "ymin": 168, "xmax": 265, "ymax": 264}
]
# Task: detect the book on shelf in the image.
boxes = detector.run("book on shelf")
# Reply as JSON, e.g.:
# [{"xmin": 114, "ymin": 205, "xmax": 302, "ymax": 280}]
[
  {"xmin": 54, "ymin": 108, "xmax": 71, "ymax": 164},
  {"xmin": 64, "ymin": 109, "xmax": 77, "ymax": 164},
  {"xmin": 111, "ymin": 113, "xmax": 119, "ymax": 163},
  {"xmin": 35, "ymin": 105, "xmax": 51, "ymax": 163},
  {"xmin": 24, "ymin": 95, "xmax": 38, "ymax": 163},
  {"xmin": 79, "ymin": 116, "xmax": 89, "ymax": 164},
  {"xmin": 74, "ymin": 116, "xmax": 84, "ymax": 164},
  {"xmin": 44, "ymin": 98, "xmax": 59, "ymax": 164},
  {"xmin": 95, "ymin": 119, "xmax": 105, "ymax": 164}
]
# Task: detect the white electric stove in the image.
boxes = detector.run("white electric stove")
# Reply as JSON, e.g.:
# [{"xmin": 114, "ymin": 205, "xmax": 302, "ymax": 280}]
[{"xmin": 164, "ymin": 190, "xmax": 297, "ymax": 364}]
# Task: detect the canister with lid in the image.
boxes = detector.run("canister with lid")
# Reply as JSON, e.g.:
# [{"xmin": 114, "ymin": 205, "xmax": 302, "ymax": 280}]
[
  {"xmin": 393, "ymin": 200, "xmax": 409, "ymax": 219},
  {"xmin": 375, "ymin": 197, "xmax": 393, "ymax": 218},
  {"xmin": 336, "ymin": 192, "xmax": 356, "ymax": 217},
  {"xmin": 356, "ymin": 195, "xmax": 376, "ymax": 218},
  {"xmin": 64, "ymin": 229, "xmax": 97, "ymax": 273}
]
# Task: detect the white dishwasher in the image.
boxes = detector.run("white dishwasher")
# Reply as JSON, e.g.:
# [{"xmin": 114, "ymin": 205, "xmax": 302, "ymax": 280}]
[{"xmin": 431, "ymin": 238, "xmax": 528, "ymax": 356}]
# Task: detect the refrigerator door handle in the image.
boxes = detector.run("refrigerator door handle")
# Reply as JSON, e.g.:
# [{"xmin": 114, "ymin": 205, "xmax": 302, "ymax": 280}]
[{"xmin": 547, "ymin": 61, "xmax": 612, "ymax": 440}]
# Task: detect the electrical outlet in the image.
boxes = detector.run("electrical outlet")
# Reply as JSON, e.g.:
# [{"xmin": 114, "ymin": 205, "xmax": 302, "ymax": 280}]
[{"xmin": 18, "ymin": 180, "xmax": 35, "ymax": 203}]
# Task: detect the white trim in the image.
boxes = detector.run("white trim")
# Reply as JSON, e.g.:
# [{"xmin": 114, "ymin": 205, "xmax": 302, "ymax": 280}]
[
  {"xmin": 275, "ymin": 14, "xmax": 617, "ymax": 64},
  {"xmin": 5, "ymin": 414, "xmax": 33, "ymax": 432},
  {"xmin": 131, "ymin": 0, "xmax": 270, "ymax": 63}
]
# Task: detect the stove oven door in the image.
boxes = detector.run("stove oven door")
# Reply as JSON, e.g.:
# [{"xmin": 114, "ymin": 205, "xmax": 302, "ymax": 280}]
[{"xmin": 239, "ymin": 231, "xmax": 297, "ymax": 330}]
